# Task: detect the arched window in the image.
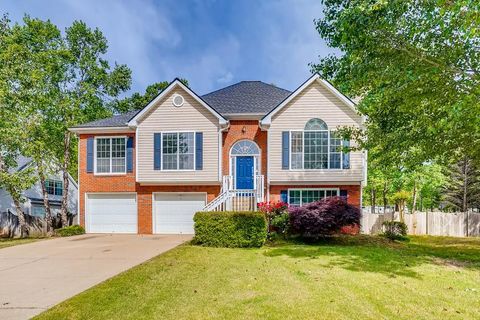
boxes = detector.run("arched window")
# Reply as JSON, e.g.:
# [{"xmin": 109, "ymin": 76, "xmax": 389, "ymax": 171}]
[
  {"xmin": 304, "ymin": 118, "xmax": 328, "ymax": 131},
  {"xmin": 289, "ymin": 118, "xmax": 349, "ymax": 170},
  {"xmin": 231, "ymin": 140, "xmax": 260, "ymax": 155}
]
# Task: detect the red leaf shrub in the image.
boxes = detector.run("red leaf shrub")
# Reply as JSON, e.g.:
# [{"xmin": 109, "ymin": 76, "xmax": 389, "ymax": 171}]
[
  {"xmin": 289, "ymin": 197, "xmax": 361, "ymax": 240},
  {"xmin": 340, "ymin": 224, "xmax": 360, "ymax": 235}
]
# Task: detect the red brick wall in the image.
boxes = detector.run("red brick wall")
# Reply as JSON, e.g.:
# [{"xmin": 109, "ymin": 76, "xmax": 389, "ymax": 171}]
[
  {"xmin": 78, "ymin": 133, "xmax": 220, "ymax": 234},
  {"xmin": 78, "ymin": 133, "xmax": 136, "ymax": 228},
  {"xmin": 269, "ymin": 184, "xmax": 361, "ymax": 208},
  {"xmin": 222, "ymin": 119, "xmax": 267, "ymax": 180}
]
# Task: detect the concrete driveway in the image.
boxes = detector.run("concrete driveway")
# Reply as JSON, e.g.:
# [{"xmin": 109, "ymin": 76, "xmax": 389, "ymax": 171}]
[{"xmin": 0, "ymin": 234, "xmax": 191, "ymax": 320}]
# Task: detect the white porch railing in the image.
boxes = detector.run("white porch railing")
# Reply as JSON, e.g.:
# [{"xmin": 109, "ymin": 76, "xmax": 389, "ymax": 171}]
[{"xmin": 203, "ymin": 175, "xmax": 265, "ymax": 212}]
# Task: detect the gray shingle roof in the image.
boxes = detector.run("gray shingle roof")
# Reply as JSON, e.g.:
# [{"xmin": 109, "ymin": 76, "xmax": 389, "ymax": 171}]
[
  {"xmin": 73, "ymin": 81, "xmax": 291, "ymax": 128},
  {"xmin": 72, "ymin": 110, "xmax": 140, "ymax": 128},
  {"xmin": 201, "ymin": 81, "xmax": 291, "ymax": 115},
  {"xmin": 12, "ymin": 155, "xmax": 32, "ymax": 173}
]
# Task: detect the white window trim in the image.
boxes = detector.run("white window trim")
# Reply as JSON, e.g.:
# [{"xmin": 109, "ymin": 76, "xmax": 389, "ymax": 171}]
[
  {"xmin": 288, "ymin": 130, "xmax": 344, "ymax": 171},
  {"xmin": 160, "ymin": 131, "xmax": 196, "ymax": 172},
  {"xmin": 287, "ymin": 188, "xmax": 340, "ymax": 206},
  {"xmin": 45, "ymin": 179, "xmax": 63, "ymax": 196},
  {"xmin": 94, "ymin": 136, "xmax": 127, "ymax": 176},
  {"xmin": 228, "ymin": 140, "xmax": 261, "ymax": 190}
]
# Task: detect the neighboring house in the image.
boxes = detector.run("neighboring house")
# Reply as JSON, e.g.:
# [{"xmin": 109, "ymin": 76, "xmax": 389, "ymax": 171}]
[
  {"xmin": 0, "ymin": 156, "xmax": 78, "ymax": 221},
  {"xmin": 70, "ymin": 73, "xmax": 366, "ymax": 234}
]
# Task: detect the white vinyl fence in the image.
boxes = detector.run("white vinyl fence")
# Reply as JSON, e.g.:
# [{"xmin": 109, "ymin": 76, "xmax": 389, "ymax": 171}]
[{"xmin": 361, "ymin": 211, "xmax": 480, "ymax": 237}]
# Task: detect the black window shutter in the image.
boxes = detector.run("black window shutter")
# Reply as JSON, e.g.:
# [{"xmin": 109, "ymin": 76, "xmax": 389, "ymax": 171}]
[
  {"xmin": 126, "ymin": 137, "xmax": 134, "ymax": 173},
  {"xmin": 340, "ymin": 189, "xmax": 348, "ymax": 201},
  {"xmin": 195, "ymin": 132, "xmax": 203, "ymax": 170},
  {"xmin": 86, "ymin": 137, "xmax": 94, "ymax": 173},
  {"xmin": 154, "ymin": 133, "xmax": 161, "ymax": 170},
  {"xmin": 281, "ymin": 132, "xmax": 290, "ymax": 169},
  {"xmin": 280, "ymin": 190, "xmax": 288, "ymax": 203}
]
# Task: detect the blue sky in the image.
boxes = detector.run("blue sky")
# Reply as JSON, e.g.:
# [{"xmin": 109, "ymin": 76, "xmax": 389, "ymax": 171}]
[{"xmin": 2, "ymin": 0, "xmax": 335, "ymax": 95}]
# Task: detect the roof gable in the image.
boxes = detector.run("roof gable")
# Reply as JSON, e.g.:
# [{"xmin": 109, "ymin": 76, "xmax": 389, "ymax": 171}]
[
  {"xmin": 260, "ymin": 73, "xmax": 358, "ymax": 126},
  {"xmin": 128, "ymin": 79, "xmax": 227, "ymax": 127}
]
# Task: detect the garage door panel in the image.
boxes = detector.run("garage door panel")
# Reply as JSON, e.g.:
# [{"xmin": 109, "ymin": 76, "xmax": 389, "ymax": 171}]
[
  {"xmin": 87, "ymin": 194, "xmax": 137, "ymax": 234},
  {"xmin": 154, "ymin": 193, "xmax": 205, "ymax": 234}
]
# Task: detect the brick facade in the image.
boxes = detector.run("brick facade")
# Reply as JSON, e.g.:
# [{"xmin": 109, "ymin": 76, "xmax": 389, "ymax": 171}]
[
  {"xmin": 78, "ymin": 123, "xmax": 362, "ymax": 234},
  {"xmin": 78, "ymin": 133, "xmax": 220, "ymax": 234},
  {"xmin": 221, "ymin": 120, "xmax": 267, "ymax": 177}
]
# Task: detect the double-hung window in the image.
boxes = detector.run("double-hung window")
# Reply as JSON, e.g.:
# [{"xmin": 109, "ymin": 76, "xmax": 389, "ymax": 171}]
[
  {"xmin": 162, "ymin": 132, "xmax": 195, "ymax": 170},
  {"xmin": 290, "ymin": 118, "xmax": 348, "ymax": 170},
  {"xmin": 45, "ymin": 179, "xmax": 63, "ymax": 196},
  {"xmin": 95, "ymin": 137, "xmax": 126, "ymax": 174}
]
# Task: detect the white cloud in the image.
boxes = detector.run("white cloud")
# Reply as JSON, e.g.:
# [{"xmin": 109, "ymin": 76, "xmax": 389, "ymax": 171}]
[
  {"xmin": 3, "ymin": 0, "xmax": 335, "ymax": 94},
  {"xmin": 2, "ymin": 0, "xmax": 182, "ymax": 92},
  {"xmin": 217, "ymin": 72, "xmax": 234, "ymax": 84},
  {"xmin": 155, "ymin": 34, "xmax": 241, "ymax": 94}
]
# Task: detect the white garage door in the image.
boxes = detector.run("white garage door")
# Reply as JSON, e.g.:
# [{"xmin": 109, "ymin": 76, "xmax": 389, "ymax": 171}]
[
  {"xmin": 86, "ymin": 193, "xmax": 137, "ymax": 233},
  {"xmin": 154, "ymin": 193, "xmax": 206, "ymax": 234}
]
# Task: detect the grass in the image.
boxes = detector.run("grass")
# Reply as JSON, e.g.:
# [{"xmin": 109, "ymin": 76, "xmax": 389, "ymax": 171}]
[
  {"xmin": 35, "ymin": 235, "xmax": 480, "ymax": 320},
  {"xmin": 0, "ymin": 237, "xmax": 42, "ymax": 249}
]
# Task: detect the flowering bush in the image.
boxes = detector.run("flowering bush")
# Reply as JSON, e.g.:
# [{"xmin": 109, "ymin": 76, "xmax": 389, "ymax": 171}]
[
  {"xmin": 257, "ymin": 201, "xmax": 288, "ymax": 218},
  {"xmin": 289, "ymin": 197, "xmax": 361, "ymax": 240},
  {"xmin": 257, "ymin": 201, "xmax": 288, "ymax": 237}
]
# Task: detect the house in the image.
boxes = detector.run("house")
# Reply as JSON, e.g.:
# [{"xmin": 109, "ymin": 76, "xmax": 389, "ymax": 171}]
[
  {"xmin": 0, "ymin": 156, "xmax": 78, "ymax": 221},
  {"xmin": 70, "ymin": 73, "xmax": 366, "ymax": 234}
]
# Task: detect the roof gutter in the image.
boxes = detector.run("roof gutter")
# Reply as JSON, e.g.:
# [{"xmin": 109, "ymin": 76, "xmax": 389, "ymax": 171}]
[{"xmin": 68, "ymin": 126, "xmax": 135, "ymax": 134}]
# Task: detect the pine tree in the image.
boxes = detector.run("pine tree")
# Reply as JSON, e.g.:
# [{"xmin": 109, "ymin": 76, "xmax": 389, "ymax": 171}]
[{"xmin": 443, "ymin": 158, "xmax": 480, "ymax": 212}]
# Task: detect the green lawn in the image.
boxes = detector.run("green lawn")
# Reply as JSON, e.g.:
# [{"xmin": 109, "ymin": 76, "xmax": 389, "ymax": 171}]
[
  {"xmin": 0, "ymin": 237, "xmax": 41, "ymax": 249},
  {"xmin": 36, "ymin": 236, "xmax": 480, "ymax": 320}
]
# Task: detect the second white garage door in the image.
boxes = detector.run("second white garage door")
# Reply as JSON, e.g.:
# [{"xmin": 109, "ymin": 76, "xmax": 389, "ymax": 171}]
[{"xmin": 154, "ymin": 193, "xmax": 206, "ymax": 234}]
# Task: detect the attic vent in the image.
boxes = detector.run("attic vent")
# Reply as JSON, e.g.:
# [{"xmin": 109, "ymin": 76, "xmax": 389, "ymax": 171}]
[{"xmin": 172, "ymin": 94, "xmax": 184, "ymax": 107}]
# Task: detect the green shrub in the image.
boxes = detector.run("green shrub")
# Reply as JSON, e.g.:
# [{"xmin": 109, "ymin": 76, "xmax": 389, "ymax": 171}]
[
  {"xmin": 270, "ymin": 212, "xmax": 290, "ymax": 238},
  {"xmin": 55, "ymin": 225, "xmax": 85, "ymax": 237},
  {"xmin": 382, "ymin": 221, "xmax": 408, "ymax": 240},
  {"xmin": 193, "ymin": 211, "xmax": 267, "ymax": 248}
]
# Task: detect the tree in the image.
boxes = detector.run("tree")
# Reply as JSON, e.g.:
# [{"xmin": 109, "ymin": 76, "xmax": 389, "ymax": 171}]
[
  {"xmin": 0, "ymin": 16, "xmax": 132, "ymax": 229},
  {"xmin": 312, "ymin": 0, "xmax": 480, "ymax": 167},
  {"xmin": 113, "ymin": 79, "xmax": 188, "ymax": 113},
  {"xmin": 54, "ymin": 20, "xmax": 131, "ymax": 227},
  {"xmin": 0, "ymin": 15, "xmax": 38, "ymax": 236},
  {"xmin": 3, "ymin": 16, "xmax": 65, "ymax": 234},
  {"xmin": 391, "ymin": 191, "xmax": 410, "ymax": 222},
  {"xmin": 443, "ymin": 157, "xmax": 480, "ymax": 212}
]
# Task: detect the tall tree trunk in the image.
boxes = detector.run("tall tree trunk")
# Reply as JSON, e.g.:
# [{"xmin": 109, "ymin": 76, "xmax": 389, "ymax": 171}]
[
  {"xmin": 382, "ymin": 181, "xmax": 390, "ymax": 220},
  {"xmin": 382, "ymin": 182, "xmax": 387, "ymax": 212},
  {"xmin": 419, "ymin": 194, "xmax": 423, "ymax": 212},
  {"xmin": 12, "ymin": 197, "xmax": 28, "ymax": 238},
  {"xmin": 411, "ymin": 181, "xmax": 417, "ymax": 215},
  {"xmin": 37, "ymin": 162, "xmax": 53, "ymax": 235},
  {"xmin": 399, "ymin": 200, "xmax": 405, "ymax": 223},
  {"xmin": 462, "ymin": 158, "xmax": 468, "ymax": 212},
  {"xmin": 411, "ymin": 181, "xmax": 418, "ymax": 234},
  {"xmin": 60, "ymin": 131, "xmax": 71, "ymax": 227},
  {"xmin": 370, "ymin": 188, "xmax": 376, "ymax": 213}
]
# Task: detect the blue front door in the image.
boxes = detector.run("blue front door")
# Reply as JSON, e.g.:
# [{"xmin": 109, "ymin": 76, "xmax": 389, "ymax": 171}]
[{"xmin": 236, "ymin": 156, "xmax": 254, "ymax": 189}]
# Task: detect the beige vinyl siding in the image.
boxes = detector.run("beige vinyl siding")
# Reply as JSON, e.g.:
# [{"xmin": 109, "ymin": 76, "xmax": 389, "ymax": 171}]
[
  {"xmin": 269, "ymin": 81, "xmax": 364, "ymax": 183},
  {"xmin": 136, "ymin": 87, "xmax": 220, "ymax": 184}
]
